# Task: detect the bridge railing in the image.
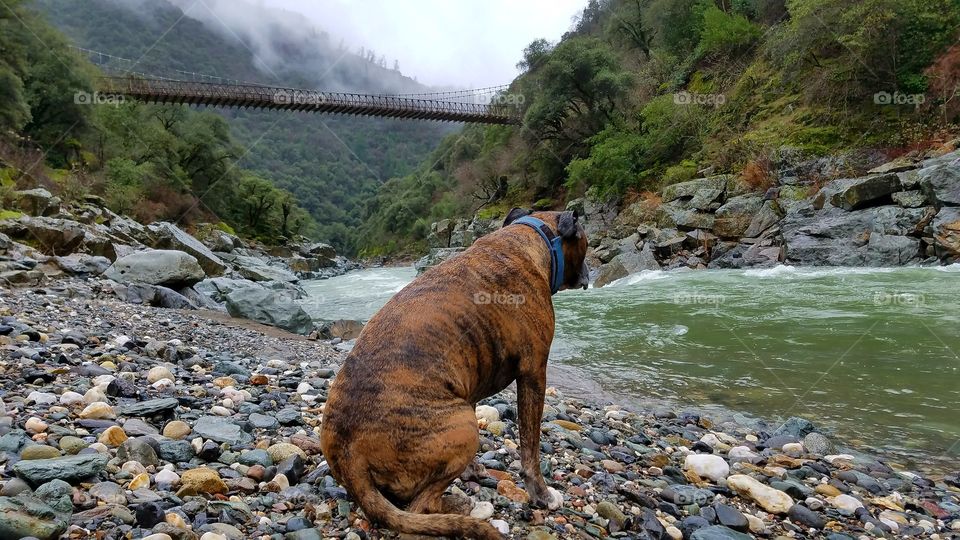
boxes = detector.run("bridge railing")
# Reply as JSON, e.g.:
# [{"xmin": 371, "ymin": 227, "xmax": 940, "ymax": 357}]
[{"xmin": 97, "ymin": 76, "xmax": 522, "ymax": 125}]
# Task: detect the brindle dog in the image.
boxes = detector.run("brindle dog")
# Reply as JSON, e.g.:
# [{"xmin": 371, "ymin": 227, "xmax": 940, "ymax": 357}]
[{"xmin": 320, "ymin": 209, "xmax": 590, "ymax": 539}]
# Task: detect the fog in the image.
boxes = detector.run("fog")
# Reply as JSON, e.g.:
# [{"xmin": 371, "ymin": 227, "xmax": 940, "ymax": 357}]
[{"xmin": 166, "ymin": 0, "xmax": 585, "ymax": 89}]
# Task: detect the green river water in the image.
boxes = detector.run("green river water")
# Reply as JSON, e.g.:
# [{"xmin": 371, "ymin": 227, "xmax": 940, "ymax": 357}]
[{"xmin": 303, "ymin": 265, "xmax": 960, "ymax": 473}]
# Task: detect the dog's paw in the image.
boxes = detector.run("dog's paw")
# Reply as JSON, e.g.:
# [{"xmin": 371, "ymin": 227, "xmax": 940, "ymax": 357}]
[{"xmin": 546, "ymin": 487, "xmax": 563, "ymax": 510}]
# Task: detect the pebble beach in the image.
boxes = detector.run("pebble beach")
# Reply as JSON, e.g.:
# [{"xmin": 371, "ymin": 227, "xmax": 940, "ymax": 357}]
[{"xmin": 1, "ymin": 280, "xmax": 958, "ymax": 540}]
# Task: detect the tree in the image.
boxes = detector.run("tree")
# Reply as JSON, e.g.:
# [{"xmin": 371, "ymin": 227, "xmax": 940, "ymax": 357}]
[
  {"xmin": 238, "ymin": 174, "xmax": 279, "ymax": 232},
  {"xmin": 523, "ymin": 37, "xmax": 632, "ymax": 144}
]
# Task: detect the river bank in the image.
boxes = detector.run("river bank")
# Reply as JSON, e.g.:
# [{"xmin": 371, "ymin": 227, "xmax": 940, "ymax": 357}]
[{"xmin": 1, "ymin": 283, "xmax": 958, "ymax": 540}]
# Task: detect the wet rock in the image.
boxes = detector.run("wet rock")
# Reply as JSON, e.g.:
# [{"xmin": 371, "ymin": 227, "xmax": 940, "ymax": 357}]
[
  {"xmin": 714, "ymin": 195, "xmax": 763, "ymax": 238},
  {"xmin": 690, "ymin": 525, "xmax": 753, "ymax": 540},
  {"xmin": 148, "ymin": 222, "xmax": 227, "ymax": 277},
  {"xmin": 817, "ymin": 173, "xmax": 901, "ymax": 210},
  {"xmin": 117, "ymin": 438, "xmax": 159, "ymax": 467},
  {"xmin": 788, "ymin": 503, "xmax": 826, "ymax": 529},
  {"xmin": 122, "ymin": 398, "xmax": 180, "ymax": 417},
  {"xmin": 191, "ymin": 416, "xmax": 252, "ymax": 445},
  {"xmin": 13, "ymin": 454, "xmax": 108, "ymax": 486},
  {"xmin": 225, "ymin": 288, "xmax": 314, "ymax": 335},
  {"xmin": 713, "ymin": 504, "xmax": 748, "ymax": 532}
]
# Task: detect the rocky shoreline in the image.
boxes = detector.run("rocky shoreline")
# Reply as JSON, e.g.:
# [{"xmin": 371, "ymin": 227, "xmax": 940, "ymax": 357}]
[
  {"xmin": 415, "ymin": 145, "xmax": 960, "ymax": 284},
  {"xmin": 0, "ymin": 190, "xmax": 364, "ymax": 338},
  {"xmin": 1, "ymin": 285, "xmax": 958, "ymax": 540}
]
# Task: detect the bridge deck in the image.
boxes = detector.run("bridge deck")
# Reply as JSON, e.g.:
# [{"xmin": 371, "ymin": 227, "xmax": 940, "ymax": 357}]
[{"xmin": 98, "ymin": 77, "xmax": 521, "ymax": 125}]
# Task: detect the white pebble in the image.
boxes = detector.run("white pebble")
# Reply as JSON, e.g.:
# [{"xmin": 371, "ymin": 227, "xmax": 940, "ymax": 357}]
[
  {"xmin": 146, "ymin": 366, "xmax": 174, "ymax": 383},
  {"xmin": 152, "ymin": 379, "xmax": 175, "ymax": 391},
  {"xmin": 59, "ymin": 391, "xmax": 84, "ymax": 406},
  {"xmin": 27, "ymin": 391, "xmax": 57, "ymax": 405},
  {"xmin": 210, "ymin": 406, "xmax": 232, "ymax": 416},
  {"xmin": 475, "ymin": 405, "xmax": 499, "ymax": 424},
  {"xmin": 782, "ymin": 442, "xmax": 804, "ymax": 457},
  {"xmin": 155, "ymin": 469, "xmax": 181, "ymax": 487},
  {"xmin": 83, "ymin": 387, "xmax": 108, "ymax": 404},
  {"xmin": 683, "ymin": 454, "xmax": 730, "ymax": 481},
  {"xmin": 490, "ymin": 519, "xmax": 510, "ymax": 535},
  {"xmin": 470, "ymin": 501, "xmax": 494, "ymax": 520},
  {"xmin": 830, "ymin": 494, "xmax": 864, "ymax": 513}
]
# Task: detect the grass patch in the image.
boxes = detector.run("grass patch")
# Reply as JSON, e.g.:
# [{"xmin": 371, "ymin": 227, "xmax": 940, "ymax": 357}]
[{"xmin": 0, "ymin": 210, "xmax": 23, "ymax": 220}]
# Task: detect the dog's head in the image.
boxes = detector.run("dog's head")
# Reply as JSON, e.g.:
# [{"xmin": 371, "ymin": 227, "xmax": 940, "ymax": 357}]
[{"xmin": 503, "ymin": 208, "xmax": 590, "ymax": 291}]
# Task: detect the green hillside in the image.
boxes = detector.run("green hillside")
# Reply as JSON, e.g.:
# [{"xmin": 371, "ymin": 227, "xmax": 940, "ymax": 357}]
[
  {"xmin": 8, "ymin": 0, "xmax": 454, "ymax": 250},
  {"xmin": 359, "ymin": 0, "xmax": 960, "ymax": 256}
]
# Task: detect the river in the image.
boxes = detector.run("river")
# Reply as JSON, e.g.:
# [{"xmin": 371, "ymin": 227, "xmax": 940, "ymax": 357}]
[{"xmin": 303, "ymin": 265, "xmax": 960, "ymax": 473}]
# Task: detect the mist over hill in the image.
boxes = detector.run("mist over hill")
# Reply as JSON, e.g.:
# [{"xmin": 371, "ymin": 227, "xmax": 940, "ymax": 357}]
[{"xmin": 33, "ymin": 0, "xmax": 457, "ymax": 251}]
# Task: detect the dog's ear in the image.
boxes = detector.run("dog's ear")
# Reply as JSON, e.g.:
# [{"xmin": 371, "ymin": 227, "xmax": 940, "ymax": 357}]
[
  {"xmin": 558, "ymin": 211, "xmax": 579, "ymax": 239},
  {"xmin": 502, "ymin": 208, "xmax": 531, "ymax": 227}
]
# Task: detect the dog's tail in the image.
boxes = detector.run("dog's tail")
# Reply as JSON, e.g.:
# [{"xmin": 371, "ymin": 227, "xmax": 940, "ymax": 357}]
[{"xmin": 343, "ymin": 458, "xmax": 503, "ymax": 540}]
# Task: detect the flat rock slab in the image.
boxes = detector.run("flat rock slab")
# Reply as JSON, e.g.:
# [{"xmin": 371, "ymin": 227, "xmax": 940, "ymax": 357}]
[
  {"xmin": 121, "ymin": 397, "xmax": 180, "ymax": 416},
  {"xmin": 192, "ymin": 416, "xmax": 253, "ymax": 445},
  {"xmin": 13, "ymin": 454, "xmax": 108, "ymax": 486}
]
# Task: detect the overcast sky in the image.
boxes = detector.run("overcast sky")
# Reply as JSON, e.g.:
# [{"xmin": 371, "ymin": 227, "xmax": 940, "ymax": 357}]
[{"xmin": 263, "ymin": 0, "xmax": 586, "ymax": 88}]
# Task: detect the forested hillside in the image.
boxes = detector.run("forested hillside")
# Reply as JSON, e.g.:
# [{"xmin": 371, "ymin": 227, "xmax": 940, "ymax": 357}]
[
  {"xmin": 359, "ymin": 0, "xmax": 960, "ymax": 256},
  {"xmin": 2, "ymin": 0, "xmax": 452, "ymax": 249}
]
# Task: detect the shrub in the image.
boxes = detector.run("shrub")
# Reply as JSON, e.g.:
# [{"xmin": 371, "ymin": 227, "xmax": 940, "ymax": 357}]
[{"xmin": 741, "ymin": 158, "xmax": 775, "ymax": 192}]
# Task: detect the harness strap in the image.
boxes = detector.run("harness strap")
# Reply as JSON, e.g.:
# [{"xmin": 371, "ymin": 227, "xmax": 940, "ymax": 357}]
[{"xmin": 512, "ymin": 216, "xmax": 564, "ymax": 295}]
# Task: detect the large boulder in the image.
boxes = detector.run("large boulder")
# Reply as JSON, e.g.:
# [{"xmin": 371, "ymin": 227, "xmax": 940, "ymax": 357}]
[
  {"xmin": 567, "ymin": 197, "xmax": 619, "ymax": 247},
  {"xmin": 713, "ymin": 195, "xmax": 763, "ymax": 239},
  {"xmin": 104, "ymin": 250, "xmax": 205, "ymax": 286},
  {"xmin": 225, "ymin": 287, "xmax": 314, "ymax": 334},
  {"xmin": 427, "ymin": 219, "xmax": 455, "ymax": 248},
  {"xmin": 193, "ymin": 277, "xmax": 263, "ymax": 303},
  {"xmin": 415, "ymin": 248, "xmax": 464, "ymax": 274},
  {"xmin": 53, "ymin": 254, "xmax": 111, "ymax": 276},
  {"xmin": 232, "ymin": 255, "xmax": 298, "ymax": 282},
  {"xmin": 594, "ymin": 242, "xmax": 660, "ymax": 288},
  {"xmin": 303, "ymin": 242, "xmax": 337, "ymax": 260},
  {"xmin": 709, "ymin": 242, "xmax": 782, "ymax": 269},
  {"xmin": 656, "ymin": 202, "xmax": 715, "ymax": 231},
  {"xmin": 742, "ymin": 200, "xmax": 782, "ymax": 238},
  {"xmin": 864, "ymin": 233, "xmax": 921, "ymax": 265},
  {"xmin": 0, "ymin": 216, "xmax": 86, "ymax": 255},
  {"xmin": 815, "ymin": 173, "xmax": 901, "ymax": 211},
  {"xmin": 110, "ymin": 282, "xmax": 198, "ymax": 309},
  {"xmin": 148, "ymin": 222, "xmax": 226, "ymax": 276},
  {"xmin": 932, "ymin": 207, "xmax": 960, "ymax": 259},
  {"xmin": 661, "ymin": 176, "xmax": 728, "ymax": 204},
  {"xmin": 916, "ymin": 162, "xmax": 960, "ymax": 207},
  {"xmin": 14, "ymin": 188, "xmax": 61, "ymax": 217},
  {"xmin": 782, "ymin": 206, "xmax": 929, "ymax": 266}
]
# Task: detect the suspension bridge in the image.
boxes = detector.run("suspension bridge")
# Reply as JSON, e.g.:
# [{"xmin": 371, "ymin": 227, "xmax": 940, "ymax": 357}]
[{"xmin": 75, "ymin": 47, "xmax": 522, "ymax": 125}]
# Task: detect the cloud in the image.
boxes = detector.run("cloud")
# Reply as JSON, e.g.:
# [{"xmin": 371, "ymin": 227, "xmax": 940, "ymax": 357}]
[{"xmin": 173, "ymin": 0, "xmax": 585, "ymax": 88}]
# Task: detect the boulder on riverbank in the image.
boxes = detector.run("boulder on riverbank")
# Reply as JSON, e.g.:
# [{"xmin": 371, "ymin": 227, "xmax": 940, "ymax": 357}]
[
  {"xmin": 225, "ymin": 286, "xmax": 314, "ymax": 334},
  {"xmin": 104, "ymin": 249, "xmax": 206, "ymax": 286}
]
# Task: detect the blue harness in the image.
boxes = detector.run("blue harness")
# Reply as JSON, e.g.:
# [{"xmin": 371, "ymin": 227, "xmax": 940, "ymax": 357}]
[{"xmin": 512, "ymin": 216, "xmax": 564, "ymax": 295}]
